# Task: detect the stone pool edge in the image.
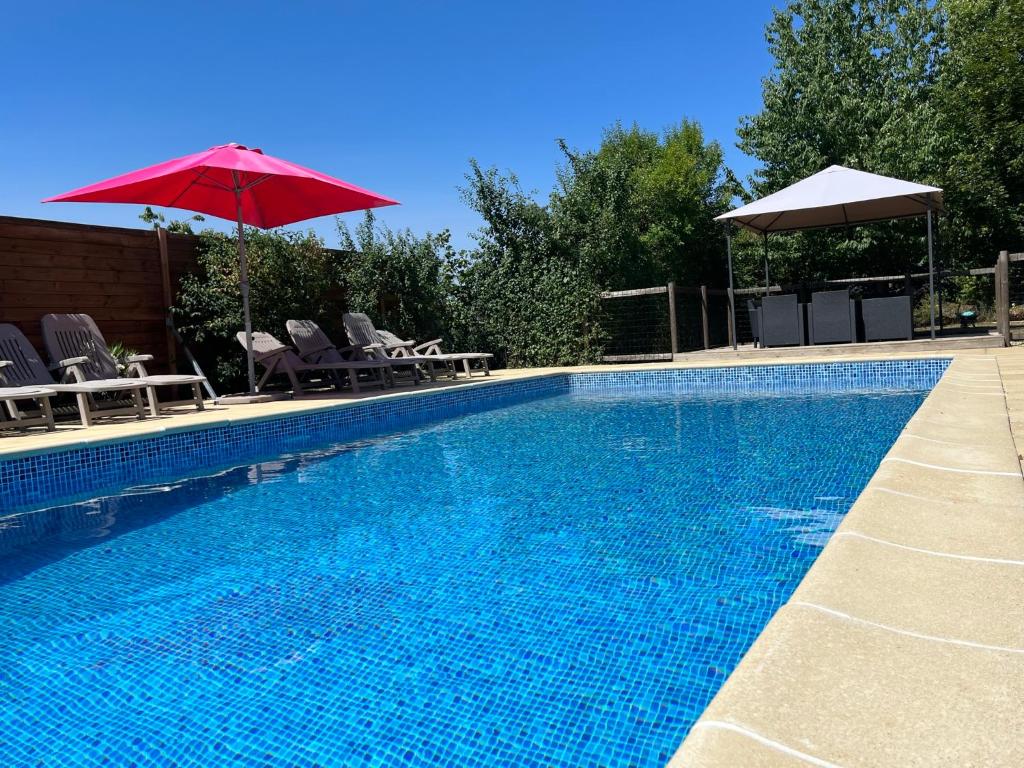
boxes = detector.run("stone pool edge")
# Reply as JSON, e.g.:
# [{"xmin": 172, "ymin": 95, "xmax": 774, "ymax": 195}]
[{"xmin": 669, "ymin": 351, "xmax": 1024, "ymax": 767}]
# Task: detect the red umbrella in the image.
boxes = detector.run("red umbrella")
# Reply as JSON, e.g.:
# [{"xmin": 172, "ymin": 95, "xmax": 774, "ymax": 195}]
[{"xmin": 45, "ymin": 143, "xmax": 398, "ymax": 394}]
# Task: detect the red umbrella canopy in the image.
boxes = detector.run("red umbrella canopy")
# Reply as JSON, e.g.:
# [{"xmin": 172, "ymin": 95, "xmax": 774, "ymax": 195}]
[{"xmin": 44, "ymin": 143, "xmax": 398, "ymax": 228}]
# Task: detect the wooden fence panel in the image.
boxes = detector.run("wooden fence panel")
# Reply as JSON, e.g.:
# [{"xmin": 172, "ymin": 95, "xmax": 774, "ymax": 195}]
[{"xmin": 0, "ymin": 216, "xmax": 201, "ymax": 373}]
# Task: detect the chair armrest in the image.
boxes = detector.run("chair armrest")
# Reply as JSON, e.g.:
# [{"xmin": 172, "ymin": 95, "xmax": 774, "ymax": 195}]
[
  {"xmin": 51, "ymin": 357, "xmax": 90, "ymax": 383},
  {"xmin": 127, "ymin": 354, "xmax": 154, "ymax": 363},
  {"xmin": 0, "ymin": 360, "xmax": 10, "ymax": 369},
  {"xmin": 52, "ymin": 356, "xmax": 90, "ymax": 369}
]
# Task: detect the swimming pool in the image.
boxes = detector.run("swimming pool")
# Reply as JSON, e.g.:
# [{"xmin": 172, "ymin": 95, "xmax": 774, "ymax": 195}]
[{"xmin": 0, "ymin": 362, "xmax": 946, "ymax": 766}]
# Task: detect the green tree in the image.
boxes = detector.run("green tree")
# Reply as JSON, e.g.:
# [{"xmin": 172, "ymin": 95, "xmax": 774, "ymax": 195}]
[
  {"xmin": 458, "ymin": 162, "xmax": 605, "ymax": 367},
  {"xmin": 455, "ymin": 121, "xmax": 730, "ymax": 367},
  {"xmin": 552, "ymin": 120, "xmax": 731, "ymax": 288},
  {"xmin": 936, "ymin": 0, "xmax": 1024, "ymax": 258},
  {"xmin": 736, "ymin": 0, "xmax": 946, "ymax": 282}
]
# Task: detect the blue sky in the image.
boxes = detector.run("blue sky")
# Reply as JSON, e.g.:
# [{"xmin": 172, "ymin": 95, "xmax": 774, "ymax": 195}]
[{"xmin": 1, "ymin": 1, "xmax": 773, "ymax": 249}]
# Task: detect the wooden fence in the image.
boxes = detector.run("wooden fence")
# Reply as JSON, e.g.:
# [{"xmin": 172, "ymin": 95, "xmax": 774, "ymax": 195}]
[{"xmin": 0, "ymin": 216, "xmax": 200, "ymax": 373}]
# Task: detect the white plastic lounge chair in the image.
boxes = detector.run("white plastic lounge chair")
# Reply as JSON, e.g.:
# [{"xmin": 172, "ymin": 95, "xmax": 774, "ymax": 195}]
[
  {"xmin": 41, "ymin": 313, "xmax": 205, "ymax": 416},
  {"xmin": 0, "ymin": 361, "xmax": 56, "ymax": 432},
  {"xmin": 237, "ymin": 331, "xmax": 390, "ymax": 396},
  {"xmin": 377, "ymin": 329, "xmax": 492, "ymax": 378},
  {"xmin": 286, "ymin": 320, "xmax": 392, "ymax": 390},
  {"xmin": 0, "ymin": 323, "xmax": 147, "ymax": 426},
  {"xmin": 342, "ymin": 313, "xmax": 437, "ymax": 384}
]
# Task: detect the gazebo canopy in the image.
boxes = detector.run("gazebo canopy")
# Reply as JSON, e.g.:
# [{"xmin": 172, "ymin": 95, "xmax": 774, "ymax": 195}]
[{"xmin": 715, "ymin": 165, "xmax": 943, "ymax": 234}]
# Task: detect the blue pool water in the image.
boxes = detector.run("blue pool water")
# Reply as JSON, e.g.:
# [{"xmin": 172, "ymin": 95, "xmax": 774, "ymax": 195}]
[{"xmin": 0, "ymin": 385, "xmax": 929, "ymax": 767}]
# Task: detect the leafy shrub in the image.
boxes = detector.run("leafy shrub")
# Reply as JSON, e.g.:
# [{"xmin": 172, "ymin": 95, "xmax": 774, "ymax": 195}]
[
  {"xmin": 337, "ymin": 211, "xmax": 461, "ymax": 345},
  {"xmin": 173, "ymin": 227, "xmax": 345, "ymax": 393}
]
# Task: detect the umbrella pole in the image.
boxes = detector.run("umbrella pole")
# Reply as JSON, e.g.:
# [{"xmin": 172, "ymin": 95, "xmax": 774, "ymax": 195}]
[
  {"xmin": 927, "ymin": 200, "xmax": 936, "ymax": 340},
  {"xmin": 233, "ymin": 176, "xmax": 257, "ymax": 394},
  {"xmin": 726, "ymin": 225, "xmax": 737, "ymax": 350}
]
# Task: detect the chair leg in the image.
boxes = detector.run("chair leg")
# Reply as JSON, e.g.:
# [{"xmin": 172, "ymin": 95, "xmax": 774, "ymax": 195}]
[
  {"xmin": 482, "ymin": 358, "xmax": 490, "ymax": 376},
  {"xmin": 76, "ymin": 393, "xmax": 93, "ymax": 427},
  {"xmin": 462, "ymin": 358, "xmax": 471, "ymax": 377},
  {"xmin": 284, "ymin": 364, "xmax": 305, "ymax": 397},
  {"xmin": 192, "ymin": 382, "xmax": 205, "ymax": 411},
  {"xmin": 132, "ymin": 389, "xmax": 147, "ymax": 420},
  {"xmin": 40, "ymin": 396, "xmax": 55, "ymax": 432},
  {"xmin": 350, "ymin": 370, "xmax": 361, "ymax": 394},
  {"xmin": 146, "ymin": 386, "xmax": 160, "ymax": 417}
]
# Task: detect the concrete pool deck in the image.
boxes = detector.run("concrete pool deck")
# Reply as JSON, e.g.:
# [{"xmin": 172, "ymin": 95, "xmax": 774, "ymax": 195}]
[{"xmin": 1, "ymin": 347, "xmax": 1022, "ymax": 766}]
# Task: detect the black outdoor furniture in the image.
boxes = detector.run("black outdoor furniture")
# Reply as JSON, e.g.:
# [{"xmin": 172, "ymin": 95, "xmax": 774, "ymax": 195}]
[
  {"xmin": 862, "ymin": 296, "xmax": 913, "ymax": 341},
  {"xmin": 760, "ymin": 294, "xmax": 805, "ymax": 347},
  {"xmin": 808, "ymin": 289, "xmax": 857, "ymax": 344},
  {"xmin": 746, "ymin": 299, "xmax": 761, "ymax": 347}
]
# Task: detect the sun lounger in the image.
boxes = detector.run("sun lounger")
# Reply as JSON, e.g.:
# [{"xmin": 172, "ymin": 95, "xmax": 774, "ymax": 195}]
[
  {"xmin": 342, "ymin": 313, "xmax": 437, "ymax": 384},
  {"xmin": 285, "ymin": 320, "xmax": 392, "ymax": 390},
  {"xmin": 238, "ymin": 331, "xmax": 389, "ymax": 396},
  {"xmin": 862, "ymin": 296, "xmax": 913, "ymax": 341},
  {"xmin": 0, "ymin": 361, "xmax": 56, "ymax": 432},
  {"xmin": 41, "ymin": 313, "xmax": 205, "ymax": 416},
  {"xmin": 377, "ymin": 329, "xmax": 492, "ymax": 378},
  {"xmin": 0, "ymin": 323, "xmax": 147, "ymax": 426},
  {"xmin": 759, "ymin": 294, "xmax": 805, "ymax": 347},
  {"xmin": 808, "ymin": 289, "xmax": 856, "ymax": 344}
]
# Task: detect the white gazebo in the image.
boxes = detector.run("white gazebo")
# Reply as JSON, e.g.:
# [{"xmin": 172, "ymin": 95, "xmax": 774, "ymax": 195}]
[{"xmin": 715, "ymin": 165, "xmax": 944, "ymax": 348}]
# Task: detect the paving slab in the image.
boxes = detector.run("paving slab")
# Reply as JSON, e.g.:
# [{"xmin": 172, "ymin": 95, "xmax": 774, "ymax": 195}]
[
  {"xmin": 669, "ymin": 723, "xmax": 819, "ymax": 767},
  {"xmin": 840, "ymin": 486, "xmax": 1024, "ymax": 560},
  {"xmin": 672, "ymin": 604, "xmax": 1024, "ymax": 768},
  {"xmin": 792, "ymin": 534, "xmax": 1024, "ymax": 648}
]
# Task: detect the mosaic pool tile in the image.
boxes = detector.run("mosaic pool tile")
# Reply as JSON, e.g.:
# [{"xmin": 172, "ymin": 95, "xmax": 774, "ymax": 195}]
[
  {"xmin": 0, "ymin": 361, "xmax": 943, "ymax": 767},
  {"xmin": 0, "ymin": 359, "xmax": 948, "ymax": 515}
]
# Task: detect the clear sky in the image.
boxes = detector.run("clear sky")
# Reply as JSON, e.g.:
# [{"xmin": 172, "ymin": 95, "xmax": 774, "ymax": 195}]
[{"xmin": 0, "ymin": 1, "xmax": 774, "ymax": 250}]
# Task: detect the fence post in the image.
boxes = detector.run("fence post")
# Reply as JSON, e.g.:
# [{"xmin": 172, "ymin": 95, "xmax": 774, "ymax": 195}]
[
  {"xmin": 667, "ymin": 281, "xmax": 679, "ymax": 356},
  {"xmin": 700, "ymin": 284, "xmax": 710, "ymax": 349},
  {"xmin": 726, "ymin": 288, "xmax": 736, "ymax": 348},
  {"xmin": 156, "ymin": 226, "xmax": 178, "ymax": 373},
  {"xmin": 996, "ymin": 250, "xmax": 1010, "ymax": 345}
]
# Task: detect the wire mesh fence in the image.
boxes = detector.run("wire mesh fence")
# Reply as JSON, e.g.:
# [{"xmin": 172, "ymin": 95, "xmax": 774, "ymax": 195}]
[
  {"xmin": 599, "ymin": 255, "xmax": 1012, "ymax": 361},
  {"xmin": 599, "ymin": 288, "xmax": 673, "ymax": 360},
  {"xmin": 600, "ymin": 284, "xmax": 731, "ymax": 361}
]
